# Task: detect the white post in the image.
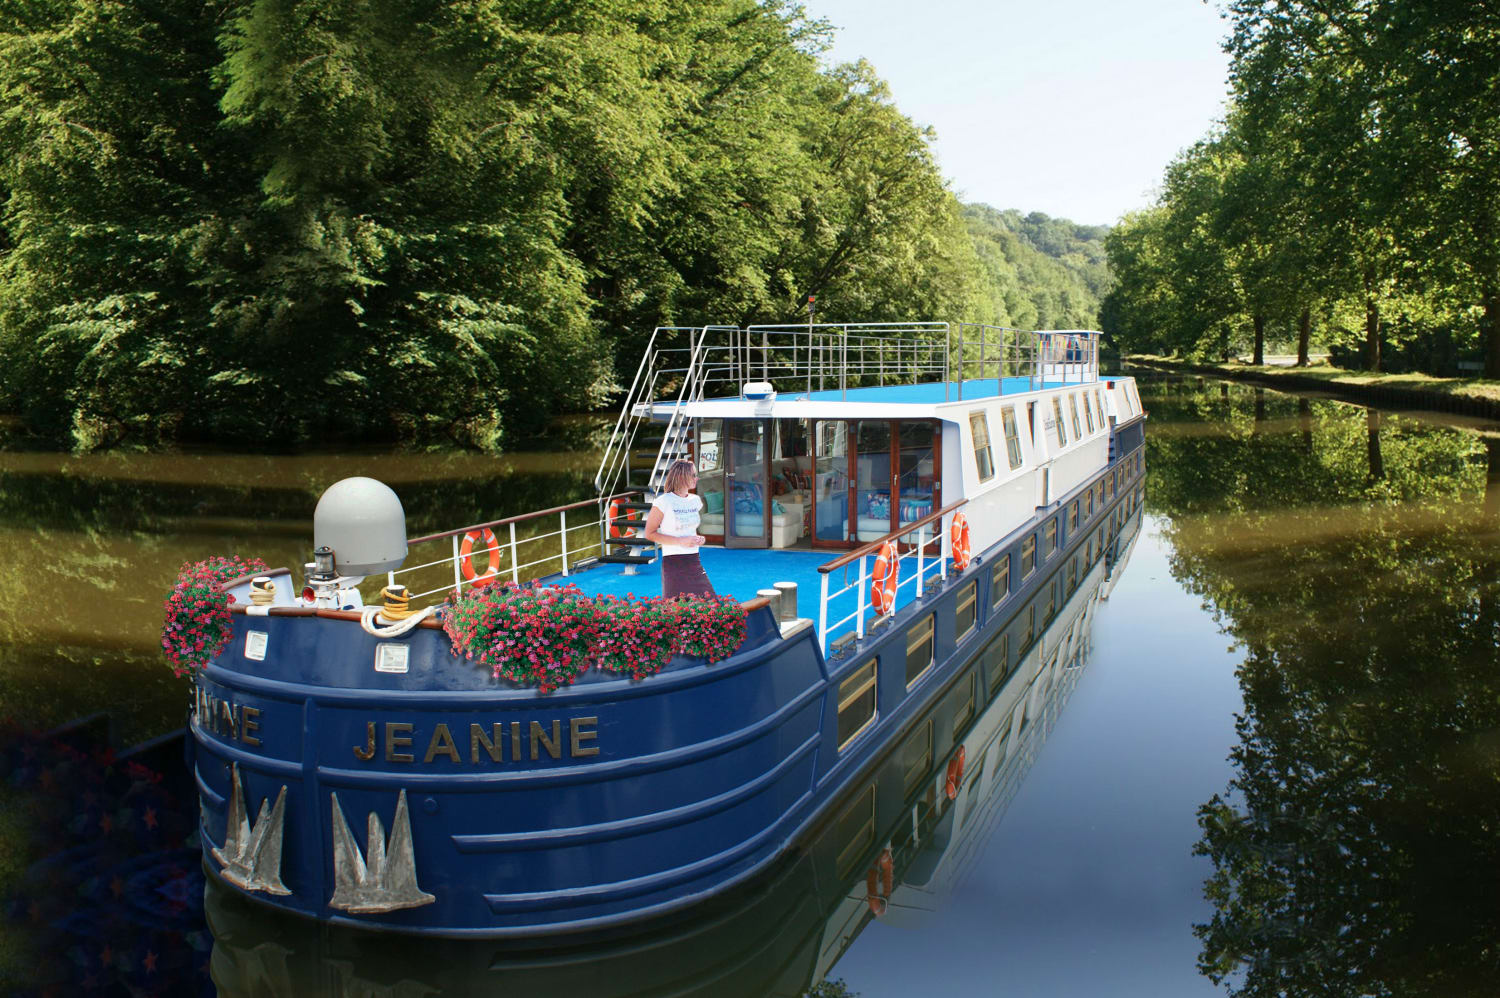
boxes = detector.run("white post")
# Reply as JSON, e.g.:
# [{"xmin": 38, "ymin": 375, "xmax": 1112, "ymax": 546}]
[
  {"xmin": 509, "ymin": 522, "xmax": 520, "ymax": 584},
  {"xmin": 856, "ymin": 557, "xmax": 867, "ymax": 640},
  {"xmin": 917, "ymin": 523, "xmax": 925, "ymax": 596},
  {"xmin": 451, "ymin": 535, "xmax": 463, "ymax": 596},
  {"xmin": 940, "ymin": 513, "xmax": 950, "ymax": 582},
  {"xmin": 819, "ymin": 573, "xmax": 830, "ymax": 655},
  {"xmin": 560, "ymin": 509, "xmax": 569, "ymax": 576}
]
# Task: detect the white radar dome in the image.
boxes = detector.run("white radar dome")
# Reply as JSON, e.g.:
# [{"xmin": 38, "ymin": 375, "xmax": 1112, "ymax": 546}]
[{"xmin": 313, "ymin": 477, "xmax": 408, "ymax": 575}]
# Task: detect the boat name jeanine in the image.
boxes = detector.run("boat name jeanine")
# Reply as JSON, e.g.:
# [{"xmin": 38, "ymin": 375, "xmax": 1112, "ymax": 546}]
[{"xmin": 352, "ymin": 718, "xmax": 601, "ymax": 764}]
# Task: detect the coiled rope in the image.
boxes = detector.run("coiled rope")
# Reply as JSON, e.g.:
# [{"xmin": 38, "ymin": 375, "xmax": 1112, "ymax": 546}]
[{"xmin": 358, "ymin": 586, "xmax": 436, "ymax": 637}]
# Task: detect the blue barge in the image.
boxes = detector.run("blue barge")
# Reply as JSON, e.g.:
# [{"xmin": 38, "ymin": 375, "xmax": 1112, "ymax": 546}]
[{"xmin": 190, "ymin": 322, "xmax": 1147, "ymax": 936}]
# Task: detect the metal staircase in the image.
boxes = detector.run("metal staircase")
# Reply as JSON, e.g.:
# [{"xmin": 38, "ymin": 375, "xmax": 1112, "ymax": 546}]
[{"xmin": 594, "ymin": 327, "xmax": 722, "ymax": 568}]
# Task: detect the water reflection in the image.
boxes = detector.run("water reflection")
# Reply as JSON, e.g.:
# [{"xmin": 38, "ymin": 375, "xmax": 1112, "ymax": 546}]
[
  {"xmin": 1141, "ymin": 377, "xmax": 1500, "ymax": 995},
  {"xmin": 0, "ymin": 446, "xmax": 602, "ymax": 745},
  {"xmin": 198, "ymin": 511, "xmax": 1139, "ymax": 997}
]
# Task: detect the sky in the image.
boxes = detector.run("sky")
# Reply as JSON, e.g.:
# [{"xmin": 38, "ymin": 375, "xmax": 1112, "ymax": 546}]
[{"xmin": 802, "ymin": 0, "xmax": 1233, "ymax": 227}]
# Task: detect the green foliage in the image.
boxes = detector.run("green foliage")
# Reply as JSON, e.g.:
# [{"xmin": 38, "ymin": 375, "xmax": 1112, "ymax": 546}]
[
  {"xmin": 1106, "ymin": 2, "xmax": 1500, "ymax": 376},
  {"xmin": 0, "ymin": 0, "xmax": 1013, "ymax": 450},
  {"xmin": 964, "ymin": 205, "xmax": 1111, "ymax": 330}
]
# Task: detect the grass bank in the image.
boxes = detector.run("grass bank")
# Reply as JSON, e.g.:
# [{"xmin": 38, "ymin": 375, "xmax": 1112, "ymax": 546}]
[{"xmin": 1127, "ymin": 355, "xmax": 1500, "ymax": 418}]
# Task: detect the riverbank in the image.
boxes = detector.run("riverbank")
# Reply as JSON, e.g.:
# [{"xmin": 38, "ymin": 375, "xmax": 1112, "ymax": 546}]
[{"xmin": 1127, "ymin": 355, "xmax": 1500, "ymax": 421}]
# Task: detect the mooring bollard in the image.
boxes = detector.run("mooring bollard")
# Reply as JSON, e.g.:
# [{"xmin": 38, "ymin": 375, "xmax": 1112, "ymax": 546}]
[
  {"xmin": 773, "ymin": 581, "xmax": 797, "ymax": 621},
  {"xmin": 756, "ymin": 588, "xmax": 782, "ymax": 620}
]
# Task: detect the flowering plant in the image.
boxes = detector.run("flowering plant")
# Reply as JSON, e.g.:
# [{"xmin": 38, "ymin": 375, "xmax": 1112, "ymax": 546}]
[
  {"xmin": 593, "ymin": 597, "xmax": 681, "ymax": 680},
  {"xmin": 441, "ymin": 586, "xmax": 751, "ymax": 690},
  {"xmin": 161, "ymin": 556, "xmax": 269, "ymax": 678},
  {"xmin": 671, "ymin": 595, "xmax": 748, "ymax": 663},
  {"xmin": 443, "ymin": 582, "xmax": 605, "ymax": 693}
]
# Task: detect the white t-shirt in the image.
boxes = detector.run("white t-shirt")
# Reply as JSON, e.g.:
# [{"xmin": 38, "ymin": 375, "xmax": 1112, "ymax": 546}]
[{"xmin": 651, "ymin": 492, "xmax": 703, "ymax": 557}]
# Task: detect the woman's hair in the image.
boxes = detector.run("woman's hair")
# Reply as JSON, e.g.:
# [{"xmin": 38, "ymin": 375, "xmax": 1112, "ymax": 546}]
[{"xmin": 662, "ymin": 459, "xmax": 698, "ymax": 494}]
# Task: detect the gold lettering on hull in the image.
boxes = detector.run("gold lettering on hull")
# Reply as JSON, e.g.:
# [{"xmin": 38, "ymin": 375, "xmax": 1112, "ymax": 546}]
[
  {"xmin": 192, "ymin": 687, "xmax": 263, "ymax": 747},
  {"xmin": 355, "ymin": 717, "xmax": 600, "ymax": 765}
]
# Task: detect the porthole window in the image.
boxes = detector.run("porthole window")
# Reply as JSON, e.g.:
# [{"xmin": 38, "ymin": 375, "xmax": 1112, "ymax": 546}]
[
  {"xmin": 955, "ymin": 580, "xmax": 977, "ymax": 643},
  {"xmin": 991, "ymin": 555, "xmax": 1011, "ymax": 608},
  {"xmin": 837, "ymin": 659, "xmax": 878, "ymax": 750},
  {"xmin": 906, "ymin": 614, "xmax": 935, "ymax": 687}
]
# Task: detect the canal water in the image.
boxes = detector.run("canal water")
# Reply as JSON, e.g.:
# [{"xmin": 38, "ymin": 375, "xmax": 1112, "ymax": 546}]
[{"xmin": 3, "ymin": 378, "xmax": 1498, "ymax": 996}]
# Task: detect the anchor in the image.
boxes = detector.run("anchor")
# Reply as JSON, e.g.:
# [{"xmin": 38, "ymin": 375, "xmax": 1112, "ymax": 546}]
[
  {"xmin": 328, "ymin": 789, "xmax": 435, "ymax": 913},
  {"xmin": 212, "ymin": 763, "xmax": 291, "ymax": 895}
]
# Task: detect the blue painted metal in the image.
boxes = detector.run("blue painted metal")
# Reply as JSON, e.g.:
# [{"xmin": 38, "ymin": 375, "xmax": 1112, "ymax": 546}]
[{"xmin": 193, "ymin": 439, "xmax": 1147, "ymax": 937}]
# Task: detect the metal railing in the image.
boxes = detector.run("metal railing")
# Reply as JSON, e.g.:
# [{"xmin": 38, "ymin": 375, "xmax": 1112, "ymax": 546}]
[
  {"xmin": 816, "ymin": 499, "xmax": 969, "ymax": 655},
  {"xmin": 388, "ymin": 493, "xmax": 639, "ymax": 604}
]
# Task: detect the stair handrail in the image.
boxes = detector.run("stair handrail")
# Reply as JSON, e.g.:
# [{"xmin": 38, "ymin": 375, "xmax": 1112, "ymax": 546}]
[{"xmin": 594, "ymin": 325, "xmax": 668, "ymax": 493}]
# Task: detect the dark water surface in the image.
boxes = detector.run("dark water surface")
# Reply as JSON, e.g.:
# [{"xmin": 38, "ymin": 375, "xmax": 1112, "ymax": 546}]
[{"xmin": 4, "ymin": 378, "xmax": 1499, "ymax": 996}]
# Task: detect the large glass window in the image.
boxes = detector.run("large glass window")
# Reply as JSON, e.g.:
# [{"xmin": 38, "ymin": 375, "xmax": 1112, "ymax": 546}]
[
  {"xmin": 897, "ymin": 423, "xmax": 937, "ymax": 531},
  {"xmin": 855, "ymin": 421, "xmax": 893, "ymax": 541},
  {"xmin": 970, "ymin": 411, "xmax": 995, "ymax": 483},
  {"xmin": 1052, "ymin": 397, "xmax": 1067, "ymax": 448},
  {"xmin": 696, "ymin": 419, "xmax": 725, "ymax": 536},
  {"xmin": 813, "ymin": 421, "xmax": 849, "ymax": 543},
  {"xmin": 1001, "ymin": 406, "xmax": 1024, "ymax": 469}
]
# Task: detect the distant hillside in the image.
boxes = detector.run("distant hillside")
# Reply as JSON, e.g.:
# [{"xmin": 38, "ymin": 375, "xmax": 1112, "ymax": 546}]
[{"xmin": 963, "ymin": 205, "xmax": 1112, "ymax": 331}]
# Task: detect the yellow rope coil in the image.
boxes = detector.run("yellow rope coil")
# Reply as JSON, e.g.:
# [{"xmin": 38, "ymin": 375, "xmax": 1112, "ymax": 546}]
[
  {"xmin": 249, "ymin": 578, "xmax": 276, "ymax": 606},
  {"xmin": 380, "ymin": 585, "xmax": 414, "ymax": 621}
]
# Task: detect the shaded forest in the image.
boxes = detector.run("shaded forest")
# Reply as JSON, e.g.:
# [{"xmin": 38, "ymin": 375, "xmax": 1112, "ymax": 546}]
[
  {"xmin": 1102, "ymin": 2, "xmax": 1500, "ymax": 377},
  {"xmin": 0, "ymin": 0, "xmax": 1108, "ymax": 452}
]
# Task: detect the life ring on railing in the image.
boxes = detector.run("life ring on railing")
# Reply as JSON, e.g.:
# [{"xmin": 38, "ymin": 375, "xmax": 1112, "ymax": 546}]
[
  {"xmin": 459, "ymin": 528, "xmax": 502, "ymax": 582},
  {"xmin": 944, "ymin": 745, "xmax": 967, "ymax": 800},
  {"xmin": 607, "ymin": 499, "xmax": 635, "ymax": 538},
  {"xmin": 950, "ymin": 512, "xmax": 972, "ymax": 572},
  {"xmin": 870, "ymin": 540, "xmax": 899, "ymax": 615},
  {"xmin": 865, "ymin": 846, "xmax": 895, "ymax": 916}
]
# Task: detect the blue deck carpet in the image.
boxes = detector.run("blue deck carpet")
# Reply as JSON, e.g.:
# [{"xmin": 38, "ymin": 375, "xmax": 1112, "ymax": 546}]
[{"xmin": 564, "ymin": 545, "xmax": 950, "ymax": 645}]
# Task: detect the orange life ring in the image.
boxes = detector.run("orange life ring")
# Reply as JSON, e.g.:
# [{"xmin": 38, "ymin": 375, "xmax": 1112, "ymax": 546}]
[
  {"xmin": 944, "ymin": 745, "xmax": 967, "ymax": 800},
  {"xmin": 459, "ymin": 528, "xmax": 502, "ymax": 582},
  {"xmin": 607, "ymin": 499, "xmax": 635, "ymax": 538},
  {"xmin": 870, "ymin": 540, "xmax": 899, "ymax": 615},
  {"xmin": 865, "ymin": 847, "xmax": 895, "ymax": 916},
  {"xmin": 950, "ymin": 512, "xmax": 972, "ymax": 571}
]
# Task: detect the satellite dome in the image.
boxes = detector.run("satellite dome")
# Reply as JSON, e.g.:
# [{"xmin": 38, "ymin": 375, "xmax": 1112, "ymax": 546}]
[{"xmin": 313, "ymin": 477, "xmax": 408, "ymax": 575}]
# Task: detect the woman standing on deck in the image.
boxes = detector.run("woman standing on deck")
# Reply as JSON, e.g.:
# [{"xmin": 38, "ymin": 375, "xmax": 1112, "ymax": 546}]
[{"xmin": 643, "ymin": 460, "xmax": 717, "ymax": 598}]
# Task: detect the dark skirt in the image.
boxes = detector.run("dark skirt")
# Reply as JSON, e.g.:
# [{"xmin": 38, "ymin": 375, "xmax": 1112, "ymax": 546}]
[{"xmin": 661, "ymin": 553, "xmax": 717, "ymax": 598}]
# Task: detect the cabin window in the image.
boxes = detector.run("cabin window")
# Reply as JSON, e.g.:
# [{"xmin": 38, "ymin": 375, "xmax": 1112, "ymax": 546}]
[
  {"xmin": 1044, "ymin": 520, "xmax": 1058, "ymax": 558},
  {"xmin": 970, "ymin": 411, "xmax": 995, "ymax": 483},
  {"xmin": 837, "ymin": 660, "xmax": 878, "ymax": 750},
  {"xmin": 1045, "ymin": 580, "xmax": 1057, "ymax": 623},
  {"xmin": 1069, "ymin": 501, "xmax": 1079, "ymax": 533},
  {"xmin": 901, "ymin": 720, "xmax": 934, "ymax": 798},
  {"xmin": 985, "ymin": 632, "xmax": 1011, "ymax": 696},
  {"xmin": 1095, "ymin": 480, "xmax": 1105, "ymax": 508},
  {"xmin": 1021, "ymin": 535, "xmax": 1036, "ymax": 577},
  {"xmin": 991, "ymin": 555, "xmax": 1010, "ymax": 607},
  {"xmin": 1020, "ymin": 603, "xmax": 1036, "ymax": 649},
  {"xmin": 1068, "ymin": 394, "xmax": 1083, "ymax": 440},
  {"xmin": 951, "ymin": 671, "xmax": 977, "ymax": 739},
  {"xmin": 1001, "ymin": 406, "xmax": 1024, "ymax": 469},
  {"xmin": 1067, "ymin": 555, "xmax": 1078, "ymax": 594},
  {"xmin": 1083, "ymin": 395, "xmax": 1095, "ymax": 434},
  {"xmin": 1084, "ymin": 488, "xmax": 1093, "ymax": 518},
  {"xmin": 906, "ymin": 614, "xmax": 935, "ymax": 687},
  {"xmin": 1051, "ymin": 397, "xmax": 1067, "ymax": 447},
  {"xmin": 1106, "ymin": 470, "xmax": 1115, "ymax": 501},
  {"xmin": 834, "ymin": 786, "xmax": 876, "ymax": 878},
  {"xmin": 1095, "ymin": 389, "xmax": 1106, "ymax": 426},
  {"xmin": 955, "ymin": 580, "xmax": 977, "ymax": 642}
]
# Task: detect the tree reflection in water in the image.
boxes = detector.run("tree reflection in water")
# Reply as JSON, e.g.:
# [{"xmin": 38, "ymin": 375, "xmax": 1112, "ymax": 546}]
[{"xmin": 1144, "ymin": 377, "xmax": 1500, "ymax": 995}]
